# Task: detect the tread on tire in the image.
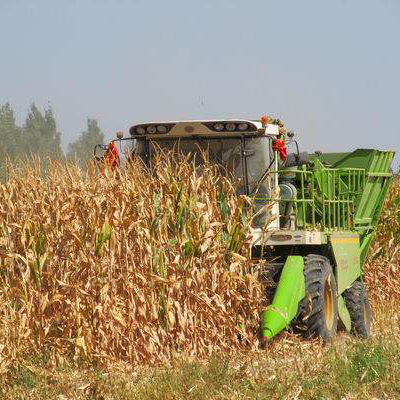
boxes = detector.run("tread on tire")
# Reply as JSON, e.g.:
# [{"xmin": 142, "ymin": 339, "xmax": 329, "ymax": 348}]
[
  {"xmin": 296, "ymin": 254, "xmax": 338, "ymax": 342},
  {"xmin": 343, "ymin": 280, "xmax": 372, "ymax": 338}
]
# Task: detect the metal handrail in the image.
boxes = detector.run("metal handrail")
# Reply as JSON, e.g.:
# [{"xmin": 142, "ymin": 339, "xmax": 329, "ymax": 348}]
[{"xmin": 252, "ymin": 167, "xmax": 369, "ymax": 232}]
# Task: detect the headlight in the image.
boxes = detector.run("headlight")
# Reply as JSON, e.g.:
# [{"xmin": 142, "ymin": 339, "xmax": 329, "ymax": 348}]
[
  {"xmin": 147, "ymin": 125, "xmax": 157, "ymax": 134},
  {"xmin": 136, "ymin": 126, "xmax": 146, "ymax": 135},
  {"xmin": 238, "ymin": 123, "xmax": 248, "ymax": 131},
  {"xmin": 157, "ymin": 125, "xmax": 167, "ymax": 133},
  {"xmin": 214, "ymin": 123, "xmax": 224, "ymax": 131},
  {"xmin": 225, "ymin": 123, "xmax": 236, "ymax": 131}
]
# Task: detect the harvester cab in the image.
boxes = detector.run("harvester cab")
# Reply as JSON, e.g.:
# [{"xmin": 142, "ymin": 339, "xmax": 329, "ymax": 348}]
[
  {"xmin": 98, "ymin": 117, "xmax": 291, "ymax": 229},
  {"xmin": 95, "ymin": 117, "xmax": 395, "ymax": 345}
]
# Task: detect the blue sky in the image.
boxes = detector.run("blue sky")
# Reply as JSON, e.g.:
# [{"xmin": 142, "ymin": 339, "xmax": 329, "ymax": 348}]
[{"xmin": 0, "ymin": 0, "xmax": 399, "ymax": 168}]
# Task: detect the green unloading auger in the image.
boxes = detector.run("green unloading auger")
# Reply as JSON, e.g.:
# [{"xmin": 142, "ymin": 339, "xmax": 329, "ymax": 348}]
[{"xmin": 261, "ymin": 256, "xmax": 305, "ymax": 341}]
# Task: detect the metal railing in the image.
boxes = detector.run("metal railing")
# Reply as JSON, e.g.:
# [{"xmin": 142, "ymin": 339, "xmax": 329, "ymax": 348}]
[{"xmin": 252, "ymin": 167, "xmax": 366, "ymax": 232}]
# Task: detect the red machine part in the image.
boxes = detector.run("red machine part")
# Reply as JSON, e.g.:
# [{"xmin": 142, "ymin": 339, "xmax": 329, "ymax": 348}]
[
  {"xmin": 105, "ymin": 141, "xmax": 120, "ymax": 168},
  {"xmin": 272, "ymin": 139, "xmax": 287, "ymax": 161}
]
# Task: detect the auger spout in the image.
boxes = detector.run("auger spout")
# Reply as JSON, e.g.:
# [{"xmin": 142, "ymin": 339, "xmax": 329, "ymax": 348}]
[{"xmin": 261, "ymin": 256, "xmax": 305, "ymax": 341}]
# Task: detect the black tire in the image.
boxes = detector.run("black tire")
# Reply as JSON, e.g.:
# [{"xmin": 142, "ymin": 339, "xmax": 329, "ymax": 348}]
[
  {"xmin": 297, "ymin": 254, "xmax": 338, "ymax": 342},
  {"xmin": 342, "ymin": 280, "xmax": 372, "ymax": 338}
]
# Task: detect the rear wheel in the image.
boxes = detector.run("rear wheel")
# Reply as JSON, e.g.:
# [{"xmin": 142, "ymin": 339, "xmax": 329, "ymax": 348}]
[
  {"xmin": 343, "ymin": 280, "xmax": 372, "ymax": 338},
  {"xmin": 297, "ymin": 254, "xmax": 338, "ymax": 342}
]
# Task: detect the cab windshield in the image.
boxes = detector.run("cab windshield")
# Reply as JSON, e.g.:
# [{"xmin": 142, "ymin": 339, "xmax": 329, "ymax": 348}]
[{"xmin": 135, "ymin": 136, "xmax": 272, "ymax": 195}]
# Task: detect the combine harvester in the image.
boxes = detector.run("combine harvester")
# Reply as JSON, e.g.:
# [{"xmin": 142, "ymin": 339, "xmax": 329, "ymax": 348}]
[{"xmin": 95, "ymin": 117, "xmax": 395, "ymax": 343}]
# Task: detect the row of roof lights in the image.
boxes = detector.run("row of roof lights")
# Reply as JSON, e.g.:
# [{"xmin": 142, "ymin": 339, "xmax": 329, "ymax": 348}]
[
  {"xmin": 135, "ymin": 125, "xmax": 169, "ymax": 135},
  {"xmin": 131, "ymin": 121, "xmax": 256, "ymax": 136},
  {"xmin": 212, "ymin": 122, "xmax": 251, "ymax": 132}
]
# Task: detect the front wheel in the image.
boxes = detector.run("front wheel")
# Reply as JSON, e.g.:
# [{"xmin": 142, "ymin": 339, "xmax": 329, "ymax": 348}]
[{"xmin": 297, "ymin": 254, "xmax": 338, "ymax": 342}]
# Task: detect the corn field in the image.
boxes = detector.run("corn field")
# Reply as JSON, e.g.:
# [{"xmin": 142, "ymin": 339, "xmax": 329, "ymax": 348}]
[
  {"xmin": 365, "ymin": 175, "xmax": 400, "ymax": 307},
  {"xmin": 0, "ymin": 156, "xmax": 398, "ymax": 375},
  {"xmin": 0, "ymin": 155, "xmax": 264, "ymax": 373}
]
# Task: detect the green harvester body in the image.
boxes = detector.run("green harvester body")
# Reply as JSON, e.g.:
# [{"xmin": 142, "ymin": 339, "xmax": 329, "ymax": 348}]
[{"xmin": 259, "ymin": 148, "xmax": 395, "ymax": 340}]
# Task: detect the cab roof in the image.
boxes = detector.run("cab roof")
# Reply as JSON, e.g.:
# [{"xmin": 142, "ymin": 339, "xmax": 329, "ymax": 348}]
[{"xmin": 129, "ymin": 119, "xmax": 280, "ymax": 138}]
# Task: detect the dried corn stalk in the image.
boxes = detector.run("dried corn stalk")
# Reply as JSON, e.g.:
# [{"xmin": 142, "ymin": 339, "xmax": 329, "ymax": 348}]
[{"xmin": 0, "ymin": 153, "xmax": 266, "ymax": 371}]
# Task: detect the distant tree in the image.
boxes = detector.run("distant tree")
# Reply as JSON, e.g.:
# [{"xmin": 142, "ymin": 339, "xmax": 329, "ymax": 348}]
[
  {"xmin": 0, "ymin": 102, "xmax": 22, "ymax": 159},
  {"xmin": 67, "ymin": 118, "xmax": 104, "ymax": 170},
  {"xmin": 0, "ymin": 102, "xmax": 26, "ymax": 180},
  {"xmin": 23, "ymin": 103, "xmax": 62, "ymax": 160}
]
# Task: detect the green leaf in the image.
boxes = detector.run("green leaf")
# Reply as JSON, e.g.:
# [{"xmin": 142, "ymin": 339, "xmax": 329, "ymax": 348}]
[
  {"xmin": 182, "ymin": 240, "xmax": 193, "ymax": 257},
  {"xmin": 95, "ymin": 223, "xmax": 112, "ymax": 257}
]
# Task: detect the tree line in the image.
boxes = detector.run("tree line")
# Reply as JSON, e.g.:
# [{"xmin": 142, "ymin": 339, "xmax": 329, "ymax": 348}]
[{"xmin": 0, "ymin": 101, "xmax": 105, "ymax": 178}]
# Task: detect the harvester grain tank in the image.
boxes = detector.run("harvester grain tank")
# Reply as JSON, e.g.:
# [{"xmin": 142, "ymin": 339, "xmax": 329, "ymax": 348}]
[{"xmin": 95, "ymin": 117, "xmax": 395, "ymax": 343}]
